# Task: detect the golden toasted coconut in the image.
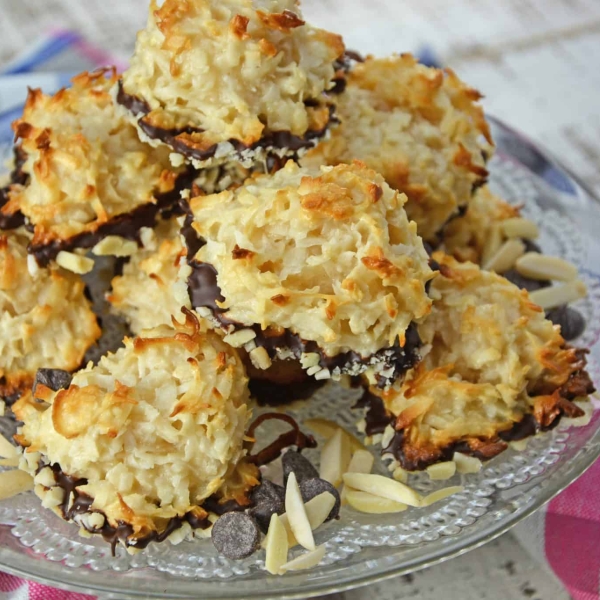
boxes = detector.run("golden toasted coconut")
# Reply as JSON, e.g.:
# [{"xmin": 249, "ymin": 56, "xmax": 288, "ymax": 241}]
[
  {"xmin": 367, "ymin": 253, "xmax": 594, "ymax": 471},
  {"xmin": 182, "ymin": 160, "xmax": 434, "ymax": 385},
  {"xmin": 118, "ymin": 0, "xmax": 345, "ymax": 168},
  {"xmin": 0, "ymin": 229, "xmax": 100, "ymax": 398},
  {"xmin": 442, "ymin": 186, "xmax": 520, "ymax": 264},
  {"xmin": 302, "ymin": 54, "xmax": 493, "ymax": 242},
  {"xmin": 2, "ymin": 68, "xmax": 188, "ymax": 265},
  {"xmin": 13, "ymin": 310, "xmax": 256, "ymax": 550},
  {"xmin": 108, "ymin": 217, "xmax": 186, "ymax": 334}
]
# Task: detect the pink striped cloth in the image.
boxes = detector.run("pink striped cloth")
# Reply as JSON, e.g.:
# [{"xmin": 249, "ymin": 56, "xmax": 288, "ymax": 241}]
[{"xmin": 1, "ymin": 461, "xmax": 599, "ymax": 599}]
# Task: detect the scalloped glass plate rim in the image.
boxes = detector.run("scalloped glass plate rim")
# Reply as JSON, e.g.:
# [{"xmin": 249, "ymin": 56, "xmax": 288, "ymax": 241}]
[{"xmin": 1, "ymin": 115, "xmax": 599, "ymax": 600}]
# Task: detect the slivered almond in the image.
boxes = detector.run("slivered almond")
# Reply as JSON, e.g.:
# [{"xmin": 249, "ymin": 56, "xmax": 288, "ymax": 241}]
[
  {"xmin": 515, "ymin": 253, "xmax": 578, "ymax": 282},
  {"xmin": 453, "ymin": 453, "xmax": 482, "ymax": 475},
  {"xmin": 0, "ymin": 470, "xmax": 33, "ymax": 500},
  {"xmin": 346, "ymin": 489, "xmax": 408, "ymax": 514},
  {"xmin": 501, "ymin": 218, "xmax": 539, "ymax": 240},
  {"xmin": 278, "ymin": 492, "xmax": 336, "ymax": 547},
  {"xmin": 0, "ymin": 400, "xmax": 4, "ymax": 417},
  {"xmin": 342, "ymin": 473, "xmax": 422, "ymax": 507},
  {"xmin": 56, "ymin": 251, "xmax": 94, "ymax": 274},
  {"xmin": 529, "ymin": 280, "xmax": 587, "ymax": 310},
  {"xmin": 223, "ymin": 329, "xmax": 256, "ymax": 347},
  {"xmin": 426, "ymin": 461, "xmax": 457, "ymax": 481},
  {"xmin": 481, "ymin": 223, "xmax": 503, "ymax": 266},
  {"xmin": 265, "ymin": 514, "xmax": 288, "ymax": 575},
  {"xmin": 0, "ymin": 458, "xmax": 19, "ymax": 467},
  {"xmin": 341, "ymin": 450, "xmax": 374, "ymax": 504},
  {"xmin": 0, "ymin": 434, "xmax": 18, "ymax": 459},
  {"xmin": 285, "ymin": 472, "xmax": 315, "ymax": 551},
  {"xmin": 304, "ymin": 418, "xmax": 367, "ymax": 452},
  {"xmin": 420, "ymin": 486, "xmax": 464, "ymax": 507},
  {"xmin": 280, "ymin": 545, "xmax": 326, "ymax": 573},
  {"xmin": 483, "ymin": 239, "xmax": 526, "ymax": 273},
  {"xmin": 319, "ymin": 428, "xmax": 351, "ymax": 487}
]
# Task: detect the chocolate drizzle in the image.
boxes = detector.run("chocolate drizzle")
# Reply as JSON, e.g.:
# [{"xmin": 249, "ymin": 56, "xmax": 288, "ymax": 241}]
[
  {"xmin": 29, "ymin": 168, "xmax": 196, "ymax": 266},
  {"xmin": 41, "ymin": 462, "xmax": 211, "ymax": 555},
  {"xmin": 117, "ymin": 81, "xmax": 336, "ymax": 164},
  {"xmin": 249, "ymin": 377, "xmax": 326, "ymax": 407},
  {"xmin": 246, "ymin": 412, "xmax": 317, "ymax": 467}
]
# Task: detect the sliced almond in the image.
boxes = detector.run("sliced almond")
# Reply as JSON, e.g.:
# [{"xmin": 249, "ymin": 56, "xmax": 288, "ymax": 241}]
[
  {"xmin": 342, "ymin": 473, "xmax": 422, "ymax": 507},
  {"xmin": 529, "ymin": 280, "xmax": 587, "ymax": 310},
  {"xmin": 0, "ymin": 457, "xmax": 20, "ymax": 467},
  {"xmin": 223, "ymin": 329, "xmax": 256, "ymax": 348},
  {"xmin": 483, "ymin": 239, "xmax": 526, "ymax": 273},
  {"xmin": 0, "ymin": 470, "xmax": 34, "ymax": 500},
  {"xmin": 509, "ymin": 439, "xmax": 529, "ymax": 451},
  {"xmin": 249, "ymin": 346, "xmax": 272, "ymax": 370},
  {"xmin": 515, "ymin": 253, "xmax": 578, "ymax": 282},
  {"xmin": 0, "ymin": 434, "xmax": 18, "ymax": 459},
  {"xmin": 304, "ymin": 419, "xmax": 367, "ymax": 453},
  {"xmin": 453, "ymin": 452, "xmax": 482, "ymax": 475},
  {"xmin": 426, "ymin": 461, "xmax": 457, "ymax": 481},
  {"xmin": 341, "ymin": 450, "xmax": 374, "ymax": 504},
  {"xmin": 56, "ymin": 251, "xmax": 94, "ymax": 274},
  {"xmin": 392, "ymin": 467, "xmax": 409, "ymax": 483},
  {"xmin": 319, "ymin": 428, "xmax": 351, "ymax": 487},
  {"xmin": 280, "ymin": 545, "xmax": 326, "ymax": 573},
  {"xmin": 265, "ymin": 514, "xmax": 289, "ymax": 575},
  {"xmin": 285, "ymin": 472, "xmax": 315, "ymax": 551},
  {"xmin": 420, "ymin": 486, "xmax": 464, "ymax": 508},
  {"xmin": 346, "ymin": 489, "xmax": 408, "ymax": 514},
  {"xmin": 567, "ymin": 399, "xmax": 594, "ymax": 428},
  {"xmin": 91, "ymin": 236, "xmax": 138, "ymax": 257},
  {"xmin": 501, "ymin": 218, "xmax": 539, "ymax": 240},
  {"xmin": 0, "ymin": 399, "xmax": 5, "ymax": 417}
]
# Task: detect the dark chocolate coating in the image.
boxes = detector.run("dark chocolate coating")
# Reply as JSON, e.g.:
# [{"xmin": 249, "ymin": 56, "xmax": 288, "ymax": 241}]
[
  {"xmin": 29, "ymin": 168, "xmax": 196, "ymax": 266},
  {"xmin": 34, "ymin": 369, "xmax": 72, "ymax": 393},
  {"xmin": 0, "ymin": 147, "xmax": 28, "ymax": 230},
  {"xmin": 211, "ymin": 512, "xmax": 261, "ymax": 560},
  {"xmin": 117, "ymin": 82, "xmax": 336, "ymax": 164},
  {"xmin": 354, "ymin": 390, "xmax": 394, "ymax": 436}
]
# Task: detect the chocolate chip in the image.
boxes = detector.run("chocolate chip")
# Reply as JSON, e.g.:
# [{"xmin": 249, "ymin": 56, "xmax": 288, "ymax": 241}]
[
  {"xmin": 299, "ymin": 478, "xmax": 341, "ymax": 522},
  {"xmin": 248, "ymin": 480, "xmax": 285, "ymax": 533},
  {"xmin": 522, "ymin": 239, "xmax": 542, "ymax": 254},
  {"xmin": 34, "ymin": 369, "xmax": 72, "ymax": 393},
  {"xmin": 503, "ymin": 269, "xmax": 551, "ymax": 293},
  {"xmin": 546, "ymin": 305, "xmax": 586, "ymax": 341},
  {"xmin": 211, "ymin": 512, "xmax": 260, "ymax": 560},
  {"xmin": 283, "ymin": 451, "xmax": 319, "ymax": 485}
]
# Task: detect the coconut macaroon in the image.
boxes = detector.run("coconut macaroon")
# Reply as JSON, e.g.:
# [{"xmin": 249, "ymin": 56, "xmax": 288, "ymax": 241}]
[
  {"xmin": 363, "ymin": 254, "xmax": 594, "ymax": 471},
  {"xmin": 182, "ymin": 161, "xmax": 434, "ymax": 386},
  {"xmin": 109, "ymin": 218, "xmax": 186, "ymax": 334},
  {"xmin": 12, "ymin": 310, "xmax": 256, "ymax": 551},
  {"xmin": 302, "ymin": 54, "xmax": 493, "ymax": 243},
  {"xmin": 1, "ymin": 68, "xmax": 190, "ymax": 266},
  {"xmin": 118, "ymin": 0, "xmax": 345, "ymax": 169},
  {"xmin": 442, "ymin": 186, "xmax": 521, "ymax": 265},
  {"xmin": 0, "ymin": 229, "xmax": 100, "ymax": 399}
]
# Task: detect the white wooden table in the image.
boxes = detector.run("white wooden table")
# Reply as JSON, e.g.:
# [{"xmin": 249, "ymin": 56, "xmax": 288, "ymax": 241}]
[{"xmin": 2, "ymin": 0, "xmax": 598, "ymax": 597}]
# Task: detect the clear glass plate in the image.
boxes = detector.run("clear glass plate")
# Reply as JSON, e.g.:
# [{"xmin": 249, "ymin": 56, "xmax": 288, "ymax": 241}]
[{"xmin": 1, "ymin": 116, "xmax": 600, "ymax": 600}]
